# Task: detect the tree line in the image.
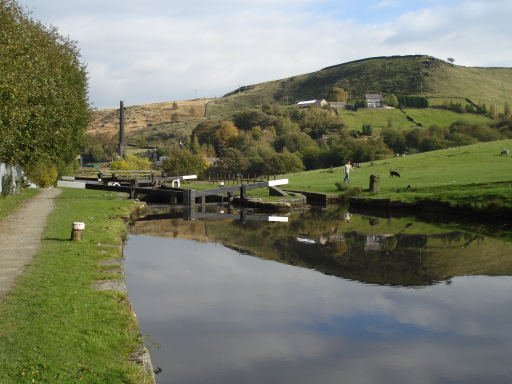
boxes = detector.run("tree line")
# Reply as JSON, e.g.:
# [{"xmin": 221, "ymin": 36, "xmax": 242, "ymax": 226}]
[
  {"xmin": 0, "ymin": 0, "xmax": 90, "ymax": 183},
  {"xmin": 160, "ymin": 102, "xmax": 512, "ymax": 177}
]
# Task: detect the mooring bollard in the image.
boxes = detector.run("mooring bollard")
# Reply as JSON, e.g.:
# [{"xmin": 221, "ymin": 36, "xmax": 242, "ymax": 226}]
[
  {"xmin": 71, "ymin": 222, "xmax": 85, "ymax": 241},
  {"xmin": 369, "ymin": 174, "xmax": 380, "ymax": 193}
]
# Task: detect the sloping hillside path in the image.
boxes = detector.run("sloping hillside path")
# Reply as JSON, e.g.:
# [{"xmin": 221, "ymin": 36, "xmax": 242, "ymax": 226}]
[{"xmin": 0, "ymin": 188, "xmax": 61, "ymax": 303}]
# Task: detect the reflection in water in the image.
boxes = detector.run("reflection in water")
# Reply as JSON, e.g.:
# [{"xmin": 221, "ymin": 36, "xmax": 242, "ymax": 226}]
[
  {"xmin": 125, "ymin": 206, "xmax": 512, "ymax": 383},
  {"xmin": 130, "ymin": 206, "xmax": 512, "ymax": 287}
]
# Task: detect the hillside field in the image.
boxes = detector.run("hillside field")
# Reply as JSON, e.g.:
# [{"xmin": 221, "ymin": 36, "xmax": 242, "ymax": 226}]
[{"xmin": 283, "ymin": 139, "xmax": 512, "ymax": 208}]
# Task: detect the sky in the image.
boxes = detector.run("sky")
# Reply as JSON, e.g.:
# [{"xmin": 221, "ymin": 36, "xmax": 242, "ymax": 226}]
[{"xmin": 19, "ymin": 0, "xmax": 512, "ymax": 109}]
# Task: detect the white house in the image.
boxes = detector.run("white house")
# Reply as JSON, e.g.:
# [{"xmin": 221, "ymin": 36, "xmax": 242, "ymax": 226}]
[{"xmin": 365, "ymin": 94, "xmax": 382, "ymax": 108}]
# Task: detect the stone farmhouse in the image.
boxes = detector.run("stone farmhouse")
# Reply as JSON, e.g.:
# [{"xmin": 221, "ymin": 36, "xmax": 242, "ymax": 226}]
[{"xmin": 365, "ymin": 94, "xmax": 382, "ymax": 108}]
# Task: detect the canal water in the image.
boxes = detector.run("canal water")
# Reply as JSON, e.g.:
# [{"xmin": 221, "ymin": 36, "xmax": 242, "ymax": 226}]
[{"xmin": 124, "ymin": 206, "xmax": 512, "ymax": 384}]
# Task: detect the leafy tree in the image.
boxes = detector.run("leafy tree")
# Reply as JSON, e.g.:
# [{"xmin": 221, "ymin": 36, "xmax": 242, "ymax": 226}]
[
  {"xmin": 215, "ymin": 121, "xmax": 239, "ymax": 152},
  {"xmin": 251, "ymin": 126, "xmax": 263, "ymax": 140},
  {"xmin": 405, "ymin": 128, "xmax": 423, "ymax": 150},
  {"xmin": 261, "ymin": 104, "xmax": 272, "ymax": 114},
  {"xmin": 234, "ymin": 109, "xmax": 276, "ymax": 131},
  {"xmin": 274, "ymin": 132, "xmax": 316, "ymax": 153},
  {"xmin": 328, "ymin": 87, "xmax": 349, "ymax": 102},
  {"xmin": 0, "ymin": 0, "xmax": 90, "ymax": 167},
  {"xmin": 465, "ymin": 104, "xmax": 476, "ymax": 113},
  {"xmin": 361, "ymin": 125, "xmax": 373, "ymax": 136},
  {"xmin": 82, "ymin": 133, "xmax": 117, "ymax": 163},
  {"xmin": 192, "ymin": 120, "xmax": 218, "ymax": 147},
  {"xmin": 382, "ymin": 129, "xmax": 406, "ymax": 153},
  {"xmin": 162, "ymin": 148, "xmax": 206, "ymax": 176},
  {"xmin": 265, "ymin": 152, "xmax": 304, "ymax": 174},
  {"xmin": 383, "ymin": 94, "xmax": 398, "ymax": 107},
  {"xmin": 420, "ymin": 137, "xmax": 444, "ymax": 152},
  {"xmin": 217, "ymin": 148, "xmax": 248, "ymax": 174},
  {"xmin": 189, "ymin": 134, "xmax": 200, "ymax": 154},
  {"xmin": 89, "ymin": 144, "xmax": 107, "ymax": 162},
  {"xmin": 302, "ymin": 146, "xmax": 324, "ymax": 170}
]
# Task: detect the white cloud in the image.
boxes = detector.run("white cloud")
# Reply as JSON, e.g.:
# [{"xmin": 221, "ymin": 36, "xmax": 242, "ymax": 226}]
[{"xmin": 20, "ymin": 0, "xmax": 512, "ymax": 108}]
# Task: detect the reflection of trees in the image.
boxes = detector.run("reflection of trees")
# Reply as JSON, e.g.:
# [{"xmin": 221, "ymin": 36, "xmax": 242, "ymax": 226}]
[
  {"xmin": 270, "ymin": 233, "xmax": 437, "ymax": 286},
  {"xmin": 131, "ymin": 207, "xmax": 512, "ymax": 287}
]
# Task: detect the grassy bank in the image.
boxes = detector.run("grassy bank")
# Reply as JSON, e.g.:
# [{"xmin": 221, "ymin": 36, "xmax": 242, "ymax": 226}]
[
  {"xmin": 176, "ymin": 139, "xmax": 511, "ymax": 212},
  {"xmin": 0, "ymin": 188, "xmax": 148, "ymax": 383},
  {"xmin": 283, "ymin": 139, "xmax": 512, "ymax": 211},
  {"xmin": 0, "ymin": 188, "xmax": 40, "ymax": 222}
]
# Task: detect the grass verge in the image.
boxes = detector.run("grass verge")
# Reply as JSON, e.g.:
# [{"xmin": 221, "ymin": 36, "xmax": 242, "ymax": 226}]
[
  {"xmin": 0, "ymin": 188, "xmax": 40, "ymax": 223},
  {"xmin": 0, "ymin": 188, "xmax": 147, "ymax": 383}
]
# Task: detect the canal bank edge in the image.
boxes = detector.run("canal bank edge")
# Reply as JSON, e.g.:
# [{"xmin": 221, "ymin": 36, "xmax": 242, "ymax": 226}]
[
  {"xmin": 91, "ymin": 200, "xmax": 156, "ymax": 383},
  {"xmin": 348, "ymin": 196, "xmax": 512, "ymax": 222}
]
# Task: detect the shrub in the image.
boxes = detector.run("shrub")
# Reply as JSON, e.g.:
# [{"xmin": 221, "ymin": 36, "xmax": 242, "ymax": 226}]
[
  {"xmin": 110, "ymin": 155, "xmax": 151, "ymax": 170},
  {"xmin": 26, "ymin": 161, "xmax": 58, "ymax": 188}
]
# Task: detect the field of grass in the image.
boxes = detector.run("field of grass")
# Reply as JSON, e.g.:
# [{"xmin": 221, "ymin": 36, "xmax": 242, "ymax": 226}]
[
  {"xmin": 283, "ymin": 139, "xmax": 512, "ymax": 209},
  {"xmin": 0, "ymin": 188, "xmax": 40, "ymax": 222},
  {"xmin": 404, "ymin": 108, "xmax": 494, "ymax": 128},
  {"xmin": 0, "ymin": 189, "xmax": 148, "ymax": 383},
  {"xmin": 340, "ymin": 108, "xmax": 412, "ymax": 132}
]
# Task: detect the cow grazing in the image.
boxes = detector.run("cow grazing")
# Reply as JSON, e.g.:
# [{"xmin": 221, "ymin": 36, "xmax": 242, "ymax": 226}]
[
  {"xmin": 501, "ymin": 149, "xmax": 509, "ymax": 156},
  {"xmin": 390, "ymin": 170, "xmax": 400, "ymax": 178}
]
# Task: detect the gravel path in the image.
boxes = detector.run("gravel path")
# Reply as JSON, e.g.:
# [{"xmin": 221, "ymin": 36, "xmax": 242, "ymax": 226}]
[{"xmin": 0, "ymin": 188, "xmax": 61, "ymax": 303}]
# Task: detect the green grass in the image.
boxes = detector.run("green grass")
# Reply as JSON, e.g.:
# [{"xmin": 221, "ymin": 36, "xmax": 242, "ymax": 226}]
[
  {"xmin": 0, "ymin": 189, "xmax": 147, "ymax": 383},
  {"xmin": 404, "ymin": 108, "xmax": 493, "ymax": 128},
  {"xmin": 340, "ymin": 108, "xmax": 412, "ymax": 132},
  {"xmin": 283, "ymin": 139, "xmax": 512, "ymax": 209},
  {"xmin": 0, "ymin": 188, "xmax": 40, "ymax": 222}
]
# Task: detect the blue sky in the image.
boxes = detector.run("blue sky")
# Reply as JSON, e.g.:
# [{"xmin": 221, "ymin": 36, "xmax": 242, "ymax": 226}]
[{"xmin": 19, "ymin": 0, "xmax": 512, "ymax": 109}]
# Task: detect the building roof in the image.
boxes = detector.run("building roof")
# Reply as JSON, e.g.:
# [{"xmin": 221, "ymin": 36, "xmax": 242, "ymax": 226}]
[
  {"xmin": 296, "ymin": 100, "xmax": 319, "ymax": 105},
  {"xmin": 365, "ymin": 94, "xmax": 382, "ymax": 99}
]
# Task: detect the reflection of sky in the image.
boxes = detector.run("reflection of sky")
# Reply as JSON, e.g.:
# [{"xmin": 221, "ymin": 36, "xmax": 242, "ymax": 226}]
[{"xmin": 125, "ymin": 235, "xmax": 512, "ymax": 384}]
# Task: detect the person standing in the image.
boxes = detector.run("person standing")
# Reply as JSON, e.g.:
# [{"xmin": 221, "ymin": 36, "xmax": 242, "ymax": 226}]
[{"xmin": 343, "ymin": 161, "xmax": 353, "ymax": 183}]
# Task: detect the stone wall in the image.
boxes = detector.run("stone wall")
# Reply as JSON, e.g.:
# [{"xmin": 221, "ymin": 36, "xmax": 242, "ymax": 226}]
[{"xmin": 0, "ymin": 163, "xmax": 24, "ymax": 196}]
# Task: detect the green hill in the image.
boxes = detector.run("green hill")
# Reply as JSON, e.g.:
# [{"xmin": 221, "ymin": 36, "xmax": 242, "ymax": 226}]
[
  {"xmin": 206, "ymin": 55, "xmax": 512, "ymax": 119},
  {"xmin": 87, "ymin": 55, "xmax": 510, "ymax": 149}
]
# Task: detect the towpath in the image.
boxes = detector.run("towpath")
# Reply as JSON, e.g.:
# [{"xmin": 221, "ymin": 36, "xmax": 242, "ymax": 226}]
[{"xmin": 0, "ymin": 188, "xmax": 61, "ymax": 303}]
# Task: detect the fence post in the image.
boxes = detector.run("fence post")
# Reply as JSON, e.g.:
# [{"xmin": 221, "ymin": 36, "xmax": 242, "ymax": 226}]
[{"xmin": 369, "ymin": 174, "xmax": 380, "ymax": 193}]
